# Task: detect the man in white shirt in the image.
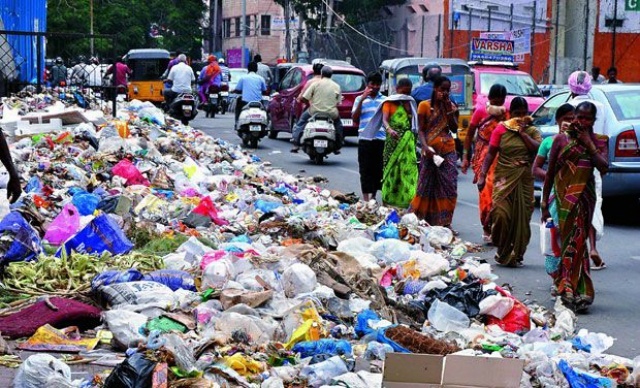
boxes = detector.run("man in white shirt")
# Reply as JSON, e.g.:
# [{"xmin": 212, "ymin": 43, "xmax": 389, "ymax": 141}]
[
  {"xmin": 166, "ymin": 54, "xmax": 195, "ymax": 104},
  {"xmin": 86, "ymin": 57, "xmax": 103, "ymax": 88},
  {"xmin": 253, "ymin": 54, "xmax": 273, "ymax": 87}
]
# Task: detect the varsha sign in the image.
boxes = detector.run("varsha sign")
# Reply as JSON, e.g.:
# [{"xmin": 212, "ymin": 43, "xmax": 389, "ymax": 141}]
[{"xmin": 472, "ymin": 39, "xmax": 514, "ymax": 53}]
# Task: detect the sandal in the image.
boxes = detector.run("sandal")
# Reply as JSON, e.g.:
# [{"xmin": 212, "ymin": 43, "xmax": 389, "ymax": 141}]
[
  {"xmin": 590, "ymin": 253, "xmax": 607, "ymax": 270},
  {"xmin": 482, "ymin": 234, "xmax": 493, "ymax": 245}
]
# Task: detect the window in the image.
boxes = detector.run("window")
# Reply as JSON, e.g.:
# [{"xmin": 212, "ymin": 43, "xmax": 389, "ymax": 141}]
[
  {"xmin": 531, "ymin": 92, "xmax": 570, "ymax": 127},
  {"xmin": 223, "ymin": 19, "xmax": 231, "ymax": 38},
  {"xmin": 290, "ymin": 69, "xmax": 302, "ymax": 87},
  {"xmin": 280, "ymin": 69, "xmax": 295, "ymax": 90},
  {"xmin": 608, "ymin": 90, "xmax": 640, "ymax": 121},
  {"xmin": 261, "ymin": 15, "xmax": 271, "ymax": 36},
  {"xmin": 245, "ymin": 15, "xmax": 251, "ymax": 36},
  {"xmin": 333, "ymin": 73, "xmax": 366, "ymax": 93},
  {"xmin": 235, "ymin": 17, "xmax": 241, "ymax": 37},
  {"xmin": 479, "ymin": 73, "xmax": 542, "ymax": 97}
]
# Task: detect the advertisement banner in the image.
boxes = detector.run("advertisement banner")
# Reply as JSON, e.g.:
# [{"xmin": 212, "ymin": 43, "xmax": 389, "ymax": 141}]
[
  {"xmin": 226, "ymin": 48, "xmax": 250, "ymax": 69},
  {"xmin": 470, "ymin": 38, "xmax": 514, "ymax": 62}
]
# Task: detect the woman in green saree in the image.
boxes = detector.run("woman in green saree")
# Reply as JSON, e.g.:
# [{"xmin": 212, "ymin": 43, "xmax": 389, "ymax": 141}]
[
  {"xmin": 477, "ymin": 97, "xmax": 541, "ymax": 267},
  {"xmin": 379, "ymin": 78, "xmax": 419, "ymax": 208}
]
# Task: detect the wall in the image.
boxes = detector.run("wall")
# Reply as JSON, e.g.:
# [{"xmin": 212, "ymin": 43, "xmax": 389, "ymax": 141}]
[
  {"xmin": 383, "ymin": 0, "xmax": 445, "ymax": 58},
  {"xmin": 593, "ymin": 0, "xmax": 640, "ymax": 82},
  {"xmin": 443, "ymin": 0, "xmax": 553, "ymax": 83},
  {"xmin": 221, "ymin": 0, "xmax": 288, "ymax": 66}
]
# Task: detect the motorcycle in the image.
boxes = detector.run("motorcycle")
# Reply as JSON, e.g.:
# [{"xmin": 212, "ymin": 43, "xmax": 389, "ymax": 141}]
[
  {"xmin": 219, "ymin": 82, "xmax": 229, "ymax": 114},
  {"xmin": 205, "ymin": 85, "xmax": 220, "ymax": 118},
  {"xmin": 237, "ymin": 101, "xmax": 268, "ymax": 148},
  {"xmin": 300, "ymin": 113, "xmax": 339, "ymax": 165},
  {"xmin": 169, "ymin": 93, "xmax": 198, "ymax": 126}
]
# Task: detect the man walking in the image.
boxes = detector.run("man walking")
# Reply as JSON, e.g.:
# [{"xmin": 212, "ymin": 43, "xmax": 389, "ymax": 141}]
[
  {"xmin": 352, "ymin": 72, "xmax": 385, "ymax": 201},
  {"xmin": 411, "ymin": 63, "xmax": 442, "ymax": 105},
  {"xmin": 253, "ymin": 54, "xmax": 273, "ymax": 86}
]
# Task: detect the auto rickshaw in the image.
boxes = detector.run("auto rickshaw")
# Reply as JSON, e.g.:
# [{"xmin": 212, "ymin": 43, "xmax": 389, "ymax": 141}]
[
  {"xmin": 379, "ymin": 58, "xmax": 474, "ymax": 149},
  {"xmin": 125, "ymin": 49, "xmax": 171, "ymax": 103}
]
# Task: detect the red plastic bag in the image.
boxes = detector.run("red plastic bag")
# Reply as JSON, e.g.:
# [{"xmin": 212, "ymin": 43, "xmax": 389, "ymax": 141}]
[
  {"xmin": 485, "ymin": 286, "xmax": 531, "ymax": 334},
  {"xmin": 112, "ymin": 159, "xmax": 150, "ymax": 187},
  {"xmin": 44, "ymin": 203, "xmax": 81, "ymax": 245},
  {"xmin": 192, "ymin": 196, "xmax": 228, "ymax": 226}
]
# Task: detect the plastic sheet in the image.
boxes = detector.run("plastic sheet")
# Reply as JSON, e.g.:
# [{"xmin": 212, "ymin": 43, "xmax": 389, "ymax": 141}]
[
  {"xmin": 59, "ymin": 214, "xmax": 134, "ymax": 256},
  {"xmin": 0, "ymin": 211, "xmax": 42, "ymax": 264},
  {"xmin": 13, "ymin": 354, "xmax": 78, "ymax": 388}
]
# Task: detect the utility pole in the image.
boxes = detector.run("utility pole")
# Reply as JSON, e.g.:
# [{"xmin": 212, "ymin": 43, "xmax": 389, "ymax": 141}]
[
  {"xmin": 241, "ymin": 0, "xmax": 246, "ymax": 67},
  {"xmin": 612, "ymin": 0, "xmax": 618, "ymax": 68},
  {"xmin": 90, "ymin": 0, "xmax": 94, "ymax": 56},
  {"xmin": 209, "ymin": 0, "xmax": 214, "ymax": 53},
  {"xmin": 285, "ymin": 0, "xmax": 291, "ymax": 61}
]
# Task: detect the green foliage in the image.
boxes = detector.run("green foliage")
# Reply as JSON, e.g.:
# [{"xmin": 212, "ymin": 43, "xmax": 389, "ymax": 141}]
[{"xmin": 47, "ymin": 0, "xmax": 206, "ymax": 60}]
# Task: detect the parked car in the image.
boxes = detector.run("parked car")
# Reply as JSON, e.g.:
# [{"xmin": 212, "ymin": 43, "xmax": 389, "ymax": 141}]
[
  {"xmin": 268, "ymin": 63, "xmax": 366, "ymax": 138},
  {"xmin": 531, "ymin": 84, "xmax": 640, "ymax": 199},
  {"xmin": 469, "ymin": 61, "xmax": 545, "ymax": 113}
]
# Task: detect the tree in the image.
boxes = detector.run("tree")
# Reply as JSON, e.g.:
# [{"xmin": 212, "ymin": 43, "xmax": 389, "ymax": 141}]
[{"xmin": 47, "ymin": 0, "xmax": 207, "ymax": 61}]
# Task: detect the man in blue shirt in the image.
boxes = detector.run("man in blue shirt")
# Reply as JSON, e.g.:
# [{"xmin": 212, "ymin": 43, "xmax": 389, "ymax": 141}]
[
  {"xmin": 352, "ymin": 72, "xmax": 385, "ymax": 202},
  {"xmin": 411, "ymin": 63, "xmax": 442, "ymax": 106},
  {"xmin": 233, "ymin": 61, "xmax": 267, "ymax": 126}
]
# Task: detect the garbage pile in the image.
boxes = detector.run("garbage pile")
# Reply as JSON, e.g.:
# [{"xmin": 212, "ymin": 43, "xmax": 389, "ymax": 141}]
[{"xmin": 0, "ymin": 98, "xmax": 637, "ymax": 387}]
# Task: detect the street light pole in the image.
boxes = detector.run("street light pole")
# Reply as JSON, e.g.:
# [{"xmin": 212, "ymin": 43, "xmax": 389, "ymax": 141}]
[
  {"xmin": 90, "ymin": 0, "xmax": 94, "ymax": 56},
  {"xmin": 241, "ymin": 0, "xmax": 246, "ymax": 67}
]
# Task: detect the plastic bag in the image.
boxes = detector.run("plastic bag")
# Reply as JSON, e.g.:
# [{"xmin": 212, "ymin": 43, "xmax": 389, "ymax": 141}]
[
  {"xmin": 71, "ymin": 191, "xmax": 100, "ymax": 216},
  {"xmin": 0, "ymin": 211, "xmax": 42, "ymax": 264},
  {"xmin": 112, "ymin": 159, "xmax": 150, "ymax": 187},
  {"xmin": 291, "ymin": 339, "xmax": 353, "ymax": 358},
  {"xmin": 364, "ymin": 341, "xmax": 394, "ymax": 360},
  {"xmin": 97, "ymin": 281, "xmax": 176, "ymax": 311},
  {"xmin": 138, "ymin": 107, "xmax": 165, "ymax": 126},
  {"xmin": 368, "ymin": 239, "xmax": 413, "ymax": 265},
  {"xmin": 282, "ymin": 263, "xmax": 317, "ymax": 298},
  {"xmin": 103, "ymin": 352, "xmax": 157, "ymax": 388},
  {"xmin": 427, "ymin": 299, "xmax": 470, "ymax": 332},
  {"xmin": 104, "ymin": 309, "xmax": 148, "ymax": 349},
  {"xmin": 13, "ymin": 354, "xmax": 79, "ymax": 388},
  {"xmin": 540, "ymin": 219, "xmax": 561, "ymax": 257},
  {"xmin": 201, "ymin": 258, "xmax": 235, "ymax": 290},
  {"xmin": 423, "ymin": 282, "xmax": 491, "ymax": 318},
  {"xmin": 191, "ymin": 196, "xmax": 229, "ymax": 226},
  {"xmin": 59, "ymin": 214, "xmax": 134, "ymax": 256},
  {"xmin": 142, "ymin": 270, "xmax": 196, "ymax": 291},
  {"xmin": 18, "ymin": 324, "xmax": 99, "ymax": 352},
  {"xmin": 425, "ymin": 226, "xmax": 454, "ymax": 248},
  {"xmin": 374, "ymin": 223, "xmax": 399, "ymax": 240},
  {"xmin": 479, "ymin": 294, "xmax": 515, "ymax": 319},
  {"xmin": 486, "ymin": 287, "xmax": 531, "ymax": 334},
  {"xmin": 558, "ymin": 359, "xmax": 613, "ymax": 388},
  {"xmin": 300, "ymin": 356, "xmax": 348, "ymax": 387},
  {"xmin": 91, "ymin": 269, "xmax": 144, "ymax": 291}
]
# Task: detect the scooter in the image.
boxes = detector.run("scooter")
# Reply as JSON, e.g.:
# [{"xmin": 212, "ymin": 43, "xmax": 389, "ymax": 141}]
[
  {"xmin": 300, "ymin": 113, "xmax": 339, "ymax": 165},
  {"xmin": 206, "ymin": 85, "xmax": 220, "ymax": 118},
  {"xmin": 237, "ymin": 101, "xmax": 268, "ymax": 148},
  {"xmin": 219, "ymin": 82, "xmax": 229, "ymax": 114},
  {"xmin": 169, "ymin": 93, "xmax": 198, "ymax": 126}
]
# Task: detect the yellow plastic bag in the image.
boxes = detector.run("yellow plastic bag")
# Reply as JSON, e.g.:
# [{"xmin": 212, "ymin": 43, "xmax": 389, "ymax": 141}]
[
  {"xmin": 18, "ymin": 325, "xmax": 99, "ymax": 352},
  {"xmin": 223, "ymin": 353, "xmax": 264, "ymax": 376}
]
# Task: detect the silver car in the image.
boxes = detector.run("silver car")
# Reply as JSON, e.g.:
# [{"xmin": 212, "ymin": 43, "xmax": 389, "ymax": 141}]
[{"xmin": 531, "ymin": 84, "xmax": 640, "ymax": 198}]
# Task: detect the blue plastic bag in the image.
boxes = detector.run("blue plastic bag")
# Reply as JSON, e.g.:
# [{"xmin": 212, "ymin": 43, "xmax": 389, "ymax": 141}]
[
  {"xmin": 25, "ymin": 177, "xmax": 43, "ymax": 194},
  {"xmin": 142, "ymin": 270, "xmax": 196, "ymax": 291},
  {"xmin": 292, "ymin": 339, "xmax": 353, "ymax": 358},
  {"xmin": 91, "ymin": 269, "xmax": 144, "ymax": 291},
  {"xmin": 355, "ymin": 310, "xmax": 381, "ymax": 337},
  {"xmin": 58, "ymin": 214, "xmax": 134, "ymax": 256},
  {"xmin": 0, "ymin": 212, "xmax": 42, "ymax": 264},
  {"xmin": 72, "ymin": 191, "xmax": 101, "ymax": 216},
  {"xmin": 374, "ymin": 223, "xmax": 399, "ymax": 241},
  {"xmin": 254, "ymin": 199, "xmax": 282, "ymax": 213},
  {"xmin": 385, "ymin": 210, "xmax": 401, "ymax": 224},
  {"xmin": 558, "ymin": 359, "xmax": 613, "ymax": 388}
]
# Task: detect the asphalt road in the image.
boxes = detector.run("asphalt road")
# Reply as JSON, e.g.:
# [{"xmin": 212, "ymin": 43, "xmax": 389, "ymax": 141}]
[{"xmin": 193, "ymin": 113, "xmax": 640, "ymax": 359}]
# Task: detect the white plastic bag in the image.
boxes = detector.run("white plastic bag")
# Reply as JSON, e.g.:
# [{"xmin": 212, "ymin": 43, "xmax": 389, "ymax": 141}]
[
  {"xmin": 368, "ymin": 239, "xmax": 413, "ymax": 265},
  {"xmin": 103, "ymin": 309, "xmax": 148, "ymax": 349},
  {"xmin": 592, "ymin": 170, "xmax": 604, "ymax": 240},
  {"xmin": 300, "ymin": 356, "xmax": 348, "ymax": 387},
  {"xmin": 282, "ymin": 263, "xmax": 317, "ymax": 298},
  {"xmin": 409, "ymin": 250, "xmax": 450, "ymax": 278},
  {"xmin": 427, "ymin": 299, "xmax": 470, "ymax": 332},
  {"xmin": 202, "ymin": 258, "xmax": 235, "ymax": 290},
  {"xmin": 425, "ymin": 226, "xmax": 454, "ymax": 248},
  {"xmin": 14, "ymin": 354, "xmax": 80, "ymax": 388},
  {"xmin": 479, "ymin": 294, "xmax": 515, "ymax": 319}
]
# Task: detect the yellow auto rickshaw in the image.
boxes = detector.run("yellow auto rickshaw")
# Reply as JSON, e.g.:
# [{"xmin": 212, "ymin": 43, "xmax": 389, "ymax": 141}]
[
  {"xmin": 126, "ymin": 49, "xmax": 171, "ymax": 103},
  {"xmin": 379, "ymin": 58, "xmax": 474, "ymax": 147}
]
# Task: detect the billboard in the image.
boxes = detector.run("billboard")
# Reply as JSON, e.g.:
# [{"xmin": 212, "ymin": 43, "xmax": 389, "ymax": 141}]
[{"xmin": 470, "ymin": 38, "xmax": 514, "ymax": 62}]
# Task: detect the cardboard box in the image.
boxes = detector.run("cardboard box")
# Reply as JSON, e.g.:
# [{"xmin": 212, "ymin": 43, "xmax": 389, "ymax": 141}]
[{"xmin": 382, "ymin": 353, "xmax": 524, "ymax": 388}]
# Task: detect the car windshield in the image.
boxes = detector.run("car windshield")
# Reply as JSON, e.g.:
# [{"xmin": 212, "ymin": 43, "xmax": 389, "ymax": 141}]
[
  {"xmin": 229, "ymin": 69, "xmax": 248, "ymax": 90},
  {"xmin": 332, "ymin": 73, "xmax": 366, "ymax": 93},
  {"xmin": 607, "ymin": 90, "xmax": 640, "ymax": 121},
  {"xmin": 479, "ymin": 73, "xmax": 542, "ymax": 97}
]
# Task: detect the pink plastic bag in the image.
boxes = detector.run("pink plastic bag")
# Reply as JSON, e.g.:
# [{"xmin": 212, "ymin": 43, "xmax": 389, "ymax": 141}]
[
  {"xmin": 200, "ymin": 250, "xmax": 228, "ymax": 270},
  {"xmin": 44, "ymin": 203, "xmax": 81, "ymax": 245},
  {"xmin": 192, "ymin": 196, "xmax": 229, "ymax": 226},
  {"xmin": 111, "ymin": 159, "xmax": 150, "ymax": 186}
]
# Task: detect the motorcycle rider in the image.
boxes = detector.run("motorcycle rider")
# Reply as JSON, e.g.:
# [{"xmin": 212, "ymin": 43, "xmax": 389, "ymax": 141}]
[
  {"xmin": 197, "ymin": 55, "xmax": 222, "ymax": 107},
  {"xmin": 219, "ymin": 58, "xmax": 230, "ymax": 83},
  {"xmin": 165, "ymin": 54, "xmax": 195, "ymax": 106},
  {"xmin": 411, "ymin": 63, "xmax": 442, "ymax": 106},
  {"xmin": 253, "ymin": 54, "xmax": 273, "ymax": 86},
  {"xmin": 70, "ymin": 55, "xmax": 89, "ymax": 87},
  {"xmin": 291, "ymin": 66, "xmax": 343, "ymax": 154},
  {"xmin": 232, "ymin": 61, "xmax": 267, "ymax": 129},
  {"xmin": 50, "ymin": 57, "xmax": 67, "ymax": 87}
]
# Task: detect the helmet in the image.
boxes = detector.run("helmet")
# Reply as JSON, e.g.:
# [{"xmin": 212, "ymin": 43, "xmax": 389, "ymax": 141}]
[
  {"xmin": 55, "ymin": 57, "xmax": 63, "ymax": 64},
  {"xmin": 312, "ymin": 62, "xmax": 324, "ymax": 75},
  {"xmin": 321, "ymin": 66, "xmax": 333, "ymax": 78},
  {"xmin": 218, "ymin": 58, "xmax": 225, "ymax": 64},
  {"xmin": 422, "ymin": 62, "xmax": 442, "ymax": 81},
  {"xmin": 90, "ymin": 57, "xmax": 99, "ymax": 65}
]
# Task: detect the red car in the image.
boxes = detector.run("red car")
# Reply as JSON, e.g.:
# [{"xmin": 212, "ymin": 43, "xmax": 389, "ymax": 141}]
[{"xmin": 267, "ymin": 63, "xmax": 366, "ymax": 138}]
